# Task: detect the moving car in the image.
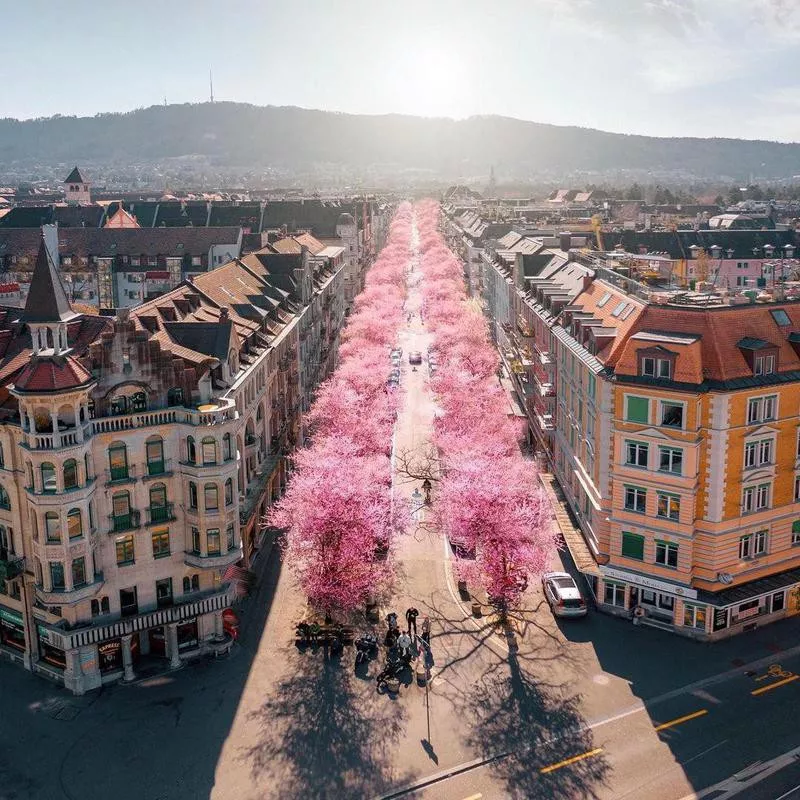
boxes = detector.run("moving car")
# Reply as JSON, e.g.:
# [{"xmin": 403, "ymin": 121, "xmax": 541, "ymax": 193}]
[
  {"xmin": 541, "ymin": 572, "xmax": 587, "ymax": 618},
  {"xmin": 409, "ymin": 351, "xmax": 423, "ymax": 365}
]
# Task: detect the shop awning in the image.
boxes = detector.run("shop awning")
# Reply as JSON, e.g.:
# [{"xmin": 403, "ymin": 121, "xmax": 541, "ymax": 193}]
[{"xmin": 696, "ymin": 565, "xmax": 800, "ymax": 607}]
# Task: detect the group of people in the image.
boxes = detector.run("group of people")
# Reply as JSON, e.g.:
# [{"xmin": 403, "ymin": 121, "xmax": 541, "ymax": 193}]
[{"xmin": 386, "ymin": 607, "xmax": 430, "ymax": 661}]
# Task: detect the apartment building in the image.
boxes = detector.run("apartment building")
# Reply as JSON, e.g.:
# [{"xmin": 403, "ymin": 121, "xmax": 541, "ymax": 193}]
[
  {"xmin": 459, "ymin": 203, "xmax": 800, "ymax": 640},
  {"xmin": 0, "ymin": 236, "xmax": 344, "ymax": 693}
]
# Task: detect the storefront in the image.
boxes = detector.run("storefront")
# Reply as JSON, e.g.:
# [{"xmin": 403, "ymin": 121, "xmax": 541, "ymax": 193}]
[
  {"xmin": 177, "ymin": 619, "xmax": 199, "ymax": 652},
  {"xmin": 0, "ymin": 607, "xmax": 25, "ymax": 652},
  {"xmin": 37, "ymin": 625, "xmax": 66, "ymax": 669},
  {"xmin": 98, "ymin": 634, "xmax": 140, "ymax": 673}
]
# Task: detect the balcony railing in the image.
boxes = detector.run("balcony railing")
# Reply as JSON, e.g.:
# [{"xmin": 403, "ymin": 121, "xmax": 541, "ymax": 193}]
[
  {"xmin": 144, "ymin": 458, "xmax": 173, "ymax": 479},
  {"xmin": 21, "ymin": 423, "xmax": 93, "ymax": 451},
  {"xmin": 0, "ymin": 553, "xmax": 24, "ymax": 580},
  {"xmin": 146, "ymin": 503, "xmax": 175, "ymax": 526},
  {"xmin": 105, "ymin": 465, "xmax": 137, "ymax": 485},
  {"xmin": 90, "ymin": 397, "xmax": 238, "ymax": 435},
  {"xmin": 108, "ymin": 510, "xmax": 141, "ymax": 533}
]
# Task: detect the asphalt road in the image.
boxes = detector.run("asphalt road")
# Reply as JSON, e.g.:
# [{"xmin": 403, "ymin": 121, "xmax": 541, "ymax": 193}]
[{"xmin": 3, "ymin": 223, "xmax": 800, "ymax": 800}]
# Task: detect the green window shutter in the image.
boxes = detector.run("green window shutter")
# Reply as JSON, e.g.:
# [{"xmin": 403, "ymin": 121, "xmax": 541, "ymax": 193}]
[
  {"xmin": 793, "ymin": 520, "xmax": 800, "ymax": 534},
  {"xmin": 621, "ymin": 531, "xmax": 645, "ymax": 560},
  {"xmin": 626, "ymin": 396, "xmax": 649, "ymax": 423}
]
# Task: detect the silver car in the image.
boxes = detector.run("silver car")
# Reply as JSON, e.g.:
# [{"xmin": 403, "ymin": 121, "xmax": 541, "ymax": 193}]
[{"xmin": 542, "ymin": 572, "xmax": 588, "ymax": 618}]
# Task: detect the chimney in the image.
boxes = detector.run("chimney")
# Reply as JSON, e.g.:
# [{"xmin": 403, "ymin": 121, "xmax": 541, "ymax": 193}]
[
  {"xmin": 559, "ymin": 231, "xmax": 572, "ymax": 252},
  {"xmin": 219, "ymin": 306, "xmax": 230, "ymax": 321}
]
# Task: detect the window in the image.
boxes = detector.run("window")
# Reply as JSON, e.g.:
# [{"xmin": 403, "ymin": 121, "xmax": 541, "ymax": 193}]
[
  {"xmin": 67, "ymin": 509, "xmax": 82, "ymax": 540},
  {"xmin": 604, "ymin": 581, "xmax": 625, "ymax": 607},
  {"xmin": 754, "ymin": 354, "xmax": 775, "ymax": 376},
  {"xmin": 793, "ymin": 520, "xmax": 800, "ymax": 545},
  {"xmin": 745, "ymin": 439, "xmax": 773, "ymax": 468},
  {"xmin": 659, "ymin": 447, "xmax": 683, "ymax": 475},
  {"xmin": 621, "ymin": 531, "xmax": 644, "ymax": 560},
  {"xmin": 624, "ymin": 486, "xmax": 646, "ymax": 514},
  {"xmin": 111, "ymin": 491, "xmax": 132, "ymax": 530},
  {"xmin": 655, "ymin": 540, "xmax": 679, "ymax": 568},
  {"xmin": 120, "ymin": 586, "xmax": 138, "ymax": 617},
  {"xmin": 226, "ymin": 524, "xmax": 235, "ymax": 550},
  {"xmin": 168, "ymin": 387, "xmax": 184, "ymax": 406},
  {"xmin": 41, "ymin": 462, "xmax": 57, "ymax": 493},
  {"xmin": 747, "ymin": 395, "xmax": 777, "ymax": 424},
  {"xmin": 45, "ymin": 511, "xmax": 60, "ymax": 543},
  {"xmin": 116, "ymin": 535, "xmax": 135, "ymax": 565},
  {"xmin": 612, "ymin": 301, "xmax": 627, "ymax": 317},
  {"xmin": 108, "ymin": 443, "xmax": 128, "ymax": 480},
  {"xmin": 0, "ymin": 486, "xmax": 10, "ymax": 510},
  {"xmin": 597, "ymin": 291, "xmax": 612, "ymax": 308},
  {"xmin": 225, "ymin": 478, "xmax": 233, "ymax": 506},
  {"xmin": 146, "ymin": 437, "xmax": 165, "ymax": 475},
  {"xmin": 189, "ymin": 482, "xmax": 198, "ymax": 509},
  {"xmin": 223, "ymin": 433, "xmax": 233, "ymax": 461},
  {"xmin": 683, "ymin": 604, "xmax": 706, "ymax": 630},
  {"xmin": 110, "ymin": 396, "xmax": 127, "ymax": 415},
  {"xmin": 151, "ymin": 530, "xmax": 170, "ymax": 559},
  {"xmin": 156, "ymin": 577, "xmax": 173, "ymax": 608},
  {"xmin": 63, "ymin": 459, "xmax": 78, "ymax": 490},
  {"xmin": 49, "ymin": 562, "xmax": 65, "ymax": 590},
  {"xmin": 186, "ymin": 436, "xmax": 196, "ymax": 464},
  {"xmin": 626, "ymin": 396, "xmax": 649, "ymax": 424},
  {"xmin": 204, "ymin": 484, "xmax": 219, "ymax": 511},
  {"xmin": 742, "ymin": 484, "xmax": 771, "ymax": 513},
  {"xmin": 641, "ymin": 357, "xmax": 672, "ymax": 379},
  {"xmin": 182, "ymin": 577, "xmax": 191, "ymax": 593},
  {"xmin": 739, "ymin": 530, "xmax": 768, "ymax": 559},
  {"xmin": 588, "ymin": 374, "xmax": 596, "ymax": 400},
  {"xmin": 207, "ymin": 528, "xmax": 221, "ymax": 556},
  {"xmin": 657, "ymin": 493, "xmax": 681, "ymax": 521},
  {"xmin": 149, "ymin": 483, "xmax": 167, "ymax": 523},
  {"xmin": 773, "ymin": 591, "xmax": 786, "ymax": 612},
  {"xmin": 660, "ymin": 402, "xmax": 684, "ymax": 428},
  {"xmin": 191, "ymin": 526, "xmax": 201, "ymax": 554},
  {"xmin": 625, "ymin": 441, "xmax": 649, "ymax": 468},
  {"xmin": 201, "ymin": 437, "xmax": 217, "ymax": 465},
  {"xmin": 771, "ymin": 309, "xmax": 791, "ymax": 327},
  {"xmin": 131, "ymin": 391, "xmax": 146, "ymax": 411},
  {"xmin": 71, "ymin": 557, "xmax": 86, "ymax": 588}
]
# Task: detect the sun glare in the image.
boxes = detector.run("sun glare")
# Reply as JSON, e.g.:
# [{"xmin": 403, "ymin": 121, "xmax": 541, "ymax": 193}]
[{"xmin": 393, "ymin": 45, "xmax": 464, "ymax": 117}]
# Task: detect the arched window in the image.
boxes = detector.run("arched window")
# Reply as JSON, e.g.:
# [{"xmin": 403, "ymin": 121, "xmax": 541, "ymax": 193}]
[
  {"xmin": 67, "ymin": 508, "xmax": 82, "ymax": 540},
  {"xmin": 191, "ymin": 574, "xmax": 199, "ymax": 591},
  {"xmin": 256, "ymin": 404, "xmax": 263, "ymax": 421},
  {"xmin": 183, "ymin": 576, "xmax": 191, "ymax": 593},
  {"xmin": 111, "ymin": 491, "xmax": 131, "ymax": 532},
  {"xmin": 204, "ymin": 483, "xmax": 219, "ymax": 511},
  {"xmin": 225, "ymin": 478, "xmax": 233, "ymax": 506},
  {"xmin": 201, "ymin": 437, "xmax": 217, "ymax": 465},
  {"xmin": 0, "ymin": 526, "xmax": 8, "ymax": 556},
  {"xmin": 131, "ymin": 392, "xmax": 147, "ymax": 412},
  {"xmin": 41, "ymin": 462, "xmax": 57, "ymax": 493},
  {"xmin": 188, "ymin": 482, "xmax": 198, "ymax": 509},
  {"xmin": 0, "ymin": 441, "xmax": 5, "ymax": 469},
  {"xmin": 101, "ymin": 596, "xmax": 109, "ymax": 614},
  {"xmin": 168, "ymin": 387, "xmax": 184, "ymax": 407},
  {"xmin": 91, "ymin": 599, "xmax": 100, "ymax": 617},
  {"xmin": 45, "ymin": 511, "xmax": 61, "ymax": 543},
  {"xmin": 0, "ymin": 485, "xmax": 10, "ymax": 510},
  {"xmin": 108, "ymin": 443, "xmax": 128, "ymax": 481},
  {"xmin": 26, "ymin": 462, "xmax": 33, "ymax": 489},
  {"xmin": 222, "ymin": 433, "xmax": 233, "ymax": 461},
  {"xmin": 63, "ymin": 459, "xmax": 78, "ymax": 490},
  {"xmin": 84, "ymin": 453, "xmax": 92, "ymax": 481},
  {"xmin": 149, "ymin": 483, "xmax": 168, "ymax": 523},
  {"xmin": 186, "ymin": 436, "xmax": 196, "ymax": 464},
  {"xmin": 146, "ymin": 437, "xmax": 165, "ymax": 476}
]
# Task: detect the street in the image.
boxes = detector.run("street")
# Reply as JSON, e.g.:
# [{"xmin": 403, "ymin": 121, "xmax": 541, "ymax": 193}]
[{"xmin": 4, "ymin": 229, "xmax": 800, "ymax": 800}]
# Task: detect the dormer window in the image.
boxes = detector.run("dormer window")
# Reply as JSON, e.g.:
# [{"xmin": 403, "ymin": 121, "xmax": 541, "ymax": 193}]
[
  {"xmin": 755, "ymin": 354, "xmax": 775, "ymax": 376},
  {"xmin": 641, "ymin": 356, "xmax": 672, "ymax": 379},
  {"xmin": 737, "ymin": 337, "xmax": 779, "ymax": 378}
]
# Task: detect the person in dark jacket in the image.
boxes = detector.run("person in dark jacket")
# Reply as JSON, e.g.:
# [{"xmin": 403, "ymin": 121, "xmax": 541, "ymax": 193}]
[{"xmin": 405, "ymin": 607, "xmax": 419, "ymax": 637}]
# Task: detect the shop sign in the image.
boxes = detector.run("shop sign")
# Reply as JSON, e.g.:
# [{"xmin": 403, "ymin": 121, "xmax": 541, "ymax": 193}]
[
  {"xmin": 0, "ymin": 608, "xmax": 23, "ymax": 625},
  {"xmin": 37, "ymin": 625, "xmax": 52, "ymax": 644},
  {"xmin": 600, "ymin": 566, "xmax": 698, "ymax": 599},
  {"xmin": 712, "ymin": 607, "xmax": 729, "ymax": 632}
]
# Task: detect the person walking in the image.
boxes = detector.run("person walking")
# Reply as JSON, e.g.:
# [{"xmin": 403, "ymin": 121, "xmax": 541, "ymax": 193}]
[
  {"xmin": 397, "ymin": 631, "xmax": 412, "ymax": 661},
  {"xmin": 406, "ymin": 607, "xmax": 419, "ymax": 637},
  {"xmin": 420, "ymin": 615, "xmax": 431, "ymax": 646}
]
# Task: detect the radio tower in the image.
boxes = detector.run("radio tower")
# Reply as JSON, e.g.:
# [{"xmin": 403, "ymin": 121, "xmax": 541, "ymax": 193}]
[{"xmin": 209, "ymin": 69, "xmax": 214, "ymax": 103}]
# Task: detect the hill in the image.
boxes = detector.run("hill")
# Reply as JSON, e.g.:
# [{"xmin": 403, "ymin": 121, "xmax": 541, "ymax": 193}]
[{"xmin": 1, "ymin": 102, "xmax": 799, "ymax": 180}]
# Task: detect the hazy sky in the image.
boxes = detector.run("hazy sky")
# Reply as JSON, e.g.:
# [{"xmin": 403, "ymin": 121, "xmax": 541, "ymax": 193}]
[{"xmin": 4, "ymin": 0, "xmax": 800, "ymax": 142}]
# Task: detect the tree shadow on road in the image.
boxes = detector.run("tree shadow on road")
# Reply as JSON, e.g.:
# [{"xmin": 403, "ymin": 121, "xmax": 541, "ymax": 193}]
[
  {"xmin": 240, "ymin": 653, "xmax": 410, "ymax": 800},
  {"xmin": 462, "ymin": 645, "xmax": 611, "ymax": 800}
]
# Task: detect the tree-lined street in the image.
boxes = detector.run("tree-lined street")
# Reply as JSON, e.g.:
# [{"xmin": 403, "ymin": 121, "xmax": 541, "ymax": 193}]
[{"xmin": 4, "ymin": 207, "xmax": 800, "ymax": 799}]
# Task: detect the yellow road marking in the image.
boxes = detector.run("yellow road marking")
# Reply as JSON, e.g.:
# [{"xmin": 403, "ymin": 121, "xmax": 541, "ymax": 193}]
[
  {"xmin": 755, "ymin": 664, "xmax": 793, "ymax": 682},
  {"xmin": 751, "ymin": 674, "xmax": 800, "ymax": 696},
  {"xmin": 461, "ymin": 795, "xmax": 482, "ymax": 800},
  {"xmin": 654, "ymin": 709, "xmax": 708, "ymax": 732},
  {"xmin": 539, "ymin": 748, "xmax": 604, "ymax": 774}
]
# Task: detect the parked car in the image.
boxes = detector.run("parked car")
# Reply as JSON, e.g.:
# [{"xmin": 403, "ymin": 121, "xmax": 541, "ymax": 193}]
[
  {"xmin": 409, "ymin": 351, "xmax": 423, "ymax": 365},
  {"xmin": 541, "ymin": 572, "xmax": 587, "ymax": 618}
]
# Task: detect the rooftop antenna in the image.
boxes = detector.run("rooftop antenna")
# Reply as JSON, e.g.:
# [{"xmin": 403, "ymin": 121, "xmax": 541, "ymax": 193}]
[{"xmin": 209, "ymin": 69, "xmax": 214, "ymax": 103}]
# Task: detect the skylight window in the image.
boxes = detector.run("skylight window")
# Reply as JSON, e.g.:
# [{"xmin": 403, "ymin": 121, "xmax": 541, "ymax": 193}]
[
  {"xmin": 612, "ymin": 301, "xmax": 628, "ymax": 317},
  {"xmin": 620, "ymin": 305, "xmax": 635, "ymax": 320},
  {"xmin": 597, "ymin": 291, "xmax": 612, "ymax": 308},
  {"xmin": 771, "ymin": 309, "xmax": 791, "ymax": 327}
]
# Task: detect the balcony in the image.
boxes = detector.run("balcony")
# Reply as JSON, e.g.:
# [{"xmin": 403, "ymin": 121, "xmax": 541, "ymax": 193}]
[
  {"xmin": 21, "ymin": 422, "xmax": 93, "ymax": 452},
  {"xmin": 239, "ymin": 457, "xmax": 281, "ymax": 524},
  {"xmin": 143, "ymin": 459, "xmax": 174, "ymax": 480},
  {"xmin": 108, "ymin": 510, "xmax": 141, "ymax": 533},
  {"xmin": 184, "ymin": 545, "xmax": 243, "ymax": 570},
  {"xmin": 145, "ymin": 503, "xmax": 176, "ymax": 526},
  {"xmin": 90, "ymin": 397, "xmax": 238, "ymax": 436},
  {"xmin": 533, "ymin": 374, "xmax": 555, "ymax": 397},
  {"xmin": 35, "ymin": 572, "xmax": 105, "ymax": 606},
  {"xmin": 0, "ymin": 553, "xmax": 24, "ymax": 580},
  {"xmin": 105, "ymin": 465, "xmax": 137, "ymax": 486}
]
